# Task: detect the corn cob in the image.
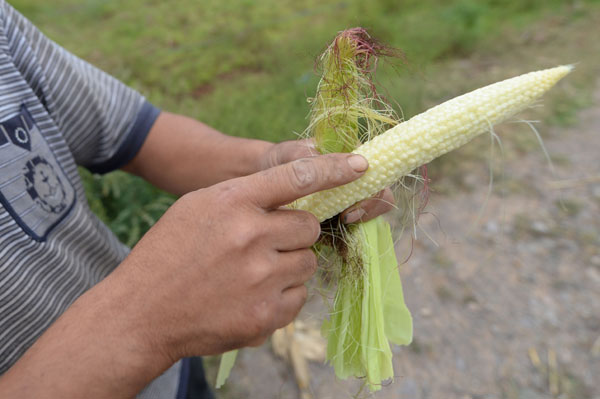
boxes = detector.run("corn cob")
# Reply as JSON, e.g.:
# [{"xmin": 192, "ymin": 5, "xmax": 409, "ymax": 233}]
[{"xmin": 295, "ymin": 65, "xmax": 572, "ymax": 222}]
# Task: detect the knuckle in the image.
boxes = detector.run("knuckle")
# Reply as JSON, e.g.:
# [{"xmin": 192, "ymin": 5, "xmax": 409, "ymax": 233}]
[
  {"xmin": 230, "ymin": 222, "xmax": 260, "ymax": 250},
  {"xmin": 333, "ymin": 158, "xmax": 350, "ymax": 182},
  {"xmin": 213, "ymin": 181, "xmax": 241, "ymax": 207},
  {"xmin": 230, "ymin": 230, "xmax": 250, "ymax": 250},
  {"xmin": 247, "ymin": 262, "xmax": 270, "ymax": 285},
  {"xmin": 373, "ymin": 190, "xmax": 394, "ymax": 213},
  {"xmin": 289, "ymin": 158, "xmax": 318, "ymax": 190},
  {"xmin": 292, "ymin": 141, "xmax": 316, "ymax": 160},
  {"xmin": 294, "ymin": 211, "xmax": 321, "ymax": 243},
  {"xmin": 358, "ymin": 198, "xmax": 375, "ymax": 213},
  {"xmin": 301, "ymin": 250, "xmax": 318, "ymax": 276},
  {"xmin": 249, "ymin": 300, "xmax": 273, "ymax": 336},
  {"xmin": 316, "ymin": 154, "xmax": 353, "ymax": 187}
]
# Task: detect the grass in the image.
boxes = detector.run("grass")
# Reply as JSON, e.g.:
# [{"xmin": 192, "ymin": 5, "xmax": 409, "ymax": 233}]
[{"xmin": 10, "ymin": 0, "xmax": 600, "ymax": 244}]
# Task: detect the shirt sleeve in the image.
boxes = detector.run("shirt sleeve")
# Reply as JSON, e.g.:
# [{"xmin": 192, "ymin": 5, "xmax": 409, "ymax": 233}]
[{"xmin": 0, "ymin": 1, "xmax": 160, "ymax": 173}]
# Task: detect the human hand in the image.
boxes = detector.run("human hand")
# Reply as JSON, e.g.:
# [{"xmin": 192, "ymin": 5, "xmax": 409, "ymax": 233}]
[
  {"xmin": 260, "ymin": 139, "xmax": 395, "ymax": 224},
  {"xmin": 117, "ymin": 153, "xmax": 370, "ymax": 361}
]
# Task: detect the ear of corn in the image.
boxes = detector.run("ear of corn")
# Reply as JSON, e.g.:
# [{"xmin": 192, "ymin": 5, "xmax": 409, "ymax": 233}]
[
  {"xmin": 306, "ymin": 62, "xmax": 571, "ymax": 392},
  {"xmin": 295, "ymin": 65, "xmax": 572, "ymax": 221}
]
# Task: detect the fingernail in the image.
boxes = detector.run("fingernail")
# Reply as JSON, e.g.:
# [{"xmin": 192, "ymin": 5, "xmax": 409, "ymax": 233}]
[
  {"xmin": 343, "ymin": 208, "xmax": 366, "ymax": 224},
  {"xmin": 347, "ymin": 155, "xmax": 368, "ymax": 172}
]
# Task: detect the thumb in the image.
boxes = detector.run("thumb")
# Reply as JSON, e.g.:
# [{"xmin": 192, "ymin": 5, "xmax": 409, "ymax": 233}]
[
  {"xmin": 243, "ymin": 153, "xmax": 368, "ymax": 211},
  {"xmin": 262, "ymin": 139, "xmax": 318, "ymax": 170}
]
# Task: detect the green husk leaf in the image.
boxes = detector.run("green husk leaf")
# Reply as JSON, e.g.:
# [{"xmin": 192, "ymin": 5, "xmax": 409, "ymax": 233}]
[
  {"xmin": 307, "ymin": 28, "xmax": 399, "ymax": 155},
  {"xmin": 359, "ymin": 217, "xmax": 394, "ymax": 390},
  {"xmin": 378, "ymin": 220, "xmax": 413, "ymax": 347},
  {"xmin": 321, "ymin": 217, "xmax": 412, "ymax": 391},
  {"xmin": 215, "ymin": 349, "xmax": 238, "ymax": 388},
  {"xmin": 312, "ymin": 36, "xmax": 361, "ymax": 153}
]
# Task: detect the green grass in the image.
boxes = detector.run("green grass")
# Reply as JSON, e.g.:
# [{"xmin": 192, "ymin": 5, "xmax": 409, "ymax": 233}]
[{"xmin": 10, "ymin": 0, "xmax": 600, "ymax": 244}]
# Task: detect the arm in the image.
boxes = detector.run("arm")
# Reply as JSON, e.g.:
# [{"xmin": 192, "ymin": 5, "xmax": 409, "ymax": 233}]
[
  {"xmin": 122, "ymin": 111, "xmax": 274, "ymax": 195},
  {"xmin": 0, "ymin": 268, "xmax": 171, "ymax": 398}
]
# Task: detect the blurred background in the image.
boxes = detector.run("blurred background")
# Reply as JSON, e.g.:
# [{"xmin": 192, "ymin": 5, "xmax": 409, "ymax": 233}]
[{"xmin": 11, "ymin": 0, "xmax": 600, "ymax": 398}]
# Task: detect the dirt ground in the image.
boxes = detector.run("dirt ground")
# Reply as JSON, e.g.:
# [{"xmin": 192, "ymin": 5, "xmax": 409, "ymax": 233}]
[{"xmin": 210, "ymin": 80, "xmax": 600, "ymax": 399}]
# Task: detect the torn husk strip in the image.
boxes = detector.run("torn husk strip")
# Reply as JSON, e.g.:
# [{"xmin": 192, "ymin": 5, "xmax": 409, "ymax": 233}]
[
  {"xmin": 322, "ymin": 217, "xmax": 412, "ymax": 391},
  {"xmin": 215, "ymin": 349, "xmax": 237, "ymax": 388}
]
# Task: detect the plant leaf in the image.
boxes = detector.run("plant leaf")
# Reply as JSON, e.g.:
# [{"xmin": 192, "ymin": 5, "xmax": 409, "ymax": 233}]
[{"xmin": 215, "ymin": 349, "xmax": 238, "ymax": 389}]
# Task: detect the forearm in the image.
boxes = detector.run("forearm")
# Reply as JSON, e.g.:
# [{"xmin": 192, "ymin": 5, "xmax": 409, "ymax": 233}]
[
  {"xmin": 123, "ymin": 111, "xmax": 273, "ymax": 195},
  {"xmin": 0, "ymin": 268, "xmax": 171, "ymax": 399}
]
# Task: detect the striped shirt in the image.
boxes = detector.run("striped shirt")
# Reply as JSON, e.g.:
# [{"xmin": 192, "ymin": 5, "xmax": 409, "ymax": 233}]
[{"xmin": 0, "ymin": 2, "xmax": 184, "ymax": 397}]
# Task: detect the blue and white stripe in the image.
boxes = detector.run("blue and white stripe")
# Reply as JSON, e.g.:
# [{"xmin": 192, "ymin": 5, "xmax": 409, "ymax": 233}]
[{"xmin": 0, "ymin": 2, "xmax": 174, "ymax": 397}]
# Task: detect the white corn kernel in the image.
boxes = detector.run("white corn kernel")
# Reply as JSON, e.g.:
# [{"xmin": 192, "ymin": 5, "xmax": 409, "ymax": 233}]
[{"xmin": 295, "ymin": 65, "xmax": 572, "ymax": 221}]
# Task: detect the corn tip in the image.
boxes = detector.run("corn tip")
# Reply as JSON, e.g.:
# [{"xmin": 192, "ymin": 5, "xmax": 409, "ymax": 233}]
[{"xmin": 554, "ymin": 64, "xmax": 575, "ymax": 77}]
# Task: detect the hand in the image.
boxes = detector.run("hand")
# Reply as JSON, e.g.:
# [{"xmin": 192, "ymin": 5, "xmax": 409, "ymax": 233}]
[
  {"xmin": 118, "ymin": 153, "xmax": 370, "ymax": 360},
  {"xmin": 261, "ymin": 139, "xmax": 395, "ymax": 224}
]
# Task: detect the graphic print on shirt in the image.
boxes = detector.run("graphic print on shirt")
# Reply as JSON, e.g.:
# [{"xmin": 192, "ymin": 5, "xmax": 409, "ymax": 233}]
[{"xmin": 0, "ymin": 104, "xmax": 75, "ymax": 241}]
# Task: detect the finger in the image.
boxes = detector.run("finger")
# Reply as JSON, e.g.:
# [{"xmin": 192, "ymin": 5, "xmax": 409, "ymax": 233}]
[
  {"xmin": 273, "ymin": 285, "xmax": 308, "ymax": 329},
  {"xmin": 341, "ymin": 188, "xmax": 395, "ymax": 224},
  {"xmin": 263, "ymin": 139, "xmax": 318, "ymax": 170},
  {"xmin": 274, "ymin": 248, "xmax": 318, "ymax": 288},
  {"xmin": 275, "ymin": 139, "xmax": 318, "ymax": 166},
  {"xmin": 243, "ymin": 153, "xmax": 369, "ymax": 210},
  {"xmin": 267, "ymin": 209, "xmax": 320, "ymax": 251}
]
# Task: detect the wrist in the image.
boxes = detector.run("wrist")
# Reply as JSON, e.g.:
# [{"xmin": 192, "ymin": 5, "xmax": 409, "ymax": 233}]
[
  {"xmin": 98, "ymin": 264, "xmax": 177, "ymax": 371},
  {"xmin": 73, "ymin": 270, "xmax": 176, "ymax": 391},
  {"xmin": 0, "ymin": 266, "xmax": 174, "ymax": 398}
]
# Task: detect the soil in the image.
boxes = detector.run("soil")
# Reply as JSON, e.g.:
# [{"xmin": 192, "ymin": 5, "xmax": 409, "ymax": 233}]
[{"xmin": 211, "ymin": 83, "xmax": 600, "ymax": 399}]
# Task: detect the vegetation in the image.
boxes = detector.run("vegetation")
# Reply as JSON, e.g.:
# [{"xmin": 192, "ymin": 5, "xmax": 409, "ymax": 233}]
[{"xmin": 11, "ymin": 0, "xmax": 600, "ymax": 244}]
